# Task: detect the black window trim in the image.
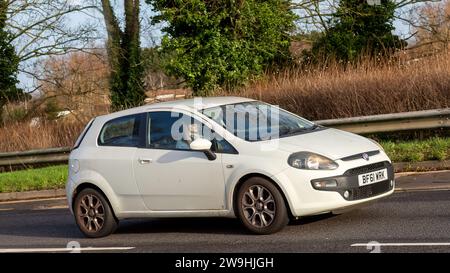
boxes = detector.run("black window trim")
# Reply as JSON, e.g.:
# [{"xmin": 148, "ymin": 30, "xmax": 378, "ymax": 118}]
[
  {"xmin": 143, "ymin": 110, "xmax": 239, "ymax": 155},
  {"xmin": 72, "ymin": 118, "xmax": 95, "ymax": 150},
  {"xmin": 211, "ymin": 138, "xmax": 239, "ymax": 155},
  {"xmin": 97, "ymin": 113, "xmax": 146, "ymax": 148}
]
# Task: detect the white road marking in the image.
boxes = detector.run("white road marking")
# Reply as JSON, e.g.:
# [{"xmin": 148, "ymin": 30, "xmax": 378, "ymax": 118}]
[
  {"xmin": 0, "ymin": 247, "xmax": 135, "ymax": 253},
  {"xmin": 352, "ymin": 243, "xmax": 450, "ymax": 247},
  {"xmin": 32, "ymin": 205, "xmax": 69, "ymax": 210}
]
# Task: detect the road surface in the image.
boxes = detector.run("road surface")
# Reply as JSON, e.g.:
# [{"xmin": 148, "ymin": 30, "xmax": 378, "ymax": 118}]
[{"xmin": 0, "ymin": 186, "xmax": 450, "ymax": 253}]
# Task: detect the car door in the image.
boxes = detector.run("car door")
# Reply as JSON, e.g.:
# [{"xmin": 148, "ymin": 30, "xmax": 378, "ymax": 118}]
[
  {"xmin": 133, "ymin": 110, "xmax": 226, "ymax": 211},
  {"xmin": 92, "ymin": 113, "xmax": 146, "ymax": 210}
]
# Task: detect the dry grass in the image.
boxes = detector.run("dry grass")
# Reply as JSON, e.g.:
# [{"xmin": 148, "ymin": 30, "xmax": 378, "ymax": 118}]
[
  {"xmin": 231, "ymin": 51, "xmax": 450, "ymax": 120},
  {"xmin": 1, "ymin": 52, "xmax": 449, "ymax": 153},
  {"xmin": 0, "ymin": 120, "xmax": 86, "ymax": 152}
]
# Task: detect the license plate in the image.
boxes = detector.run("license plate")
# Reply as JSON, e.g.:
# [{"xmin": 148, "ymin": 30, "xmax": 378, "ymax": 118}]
[{"xmin": 358, "ymin": 168, "xmax": 388, "ymax": 186}]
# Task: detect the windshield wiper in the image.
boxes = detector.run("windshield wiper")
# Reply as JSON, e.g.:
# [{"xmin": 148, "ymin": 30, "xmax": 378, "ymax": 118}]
[
  {"xmin": 279, "ymin": 124, "xmax": 321, "ymax": 137},
  {"xmin": 279, "ymin": 127, "xmax": 308, "ymax": 137},
  {"xmin": 310, "ymin": 124, "xmax": 320, "ymax": 130}
]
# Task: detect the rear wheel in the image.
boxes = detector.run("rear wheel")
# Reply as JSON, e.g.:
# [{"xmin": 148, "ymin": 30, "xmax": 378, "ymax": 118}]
[
  {"xmin": 236, "ymin": 177, "xmax": 289, "ymax": 234},
  {"xmin": 74, "ymin": 188, "xmax": 118, "ymax": 238}
]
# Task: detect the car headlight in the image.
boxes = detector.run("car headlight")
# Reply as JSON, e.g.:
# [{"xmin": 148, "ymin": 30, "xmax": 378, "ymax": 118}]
[
  {"xmin": 288, "ymin": 152, "xmax": 338, "ymax": 170},
  {"xmin": 369, "ymin": 138, "xmax": 385, "ymax": 153}
]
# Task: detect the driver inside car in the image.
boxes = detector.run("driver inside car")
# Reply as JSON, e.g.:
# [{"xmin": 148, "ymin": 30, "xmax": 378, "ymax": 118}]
[{"xmin": 176, "ymin": 123, "xmax": 200, "ymax": 150}]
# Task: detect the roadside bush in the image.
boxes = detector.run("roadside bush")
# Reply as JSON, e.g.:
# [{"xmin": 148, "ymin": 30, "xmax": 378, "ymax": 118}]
[
  {"xmin": 308, "ymin": 0, "xmax": 406, "ymax": 63},
  {"xmin": 1, "ymin": 102, "xmax": 28, "ymax": 124}
]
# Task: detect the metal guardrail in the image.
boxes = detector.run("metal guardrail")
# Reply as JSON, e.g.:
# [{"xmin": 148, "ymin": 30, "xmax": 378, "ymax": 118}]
[
  {"xmin": 0, "ymin": 147, "xmax": 71, "ymax": 172},
  {"xmin": 315, "ymin": 108, "xmax": 450, "ymax": 134},
  {"xmin": 0, "ymin": 108, "xmax": 448, "ymax": 171}
]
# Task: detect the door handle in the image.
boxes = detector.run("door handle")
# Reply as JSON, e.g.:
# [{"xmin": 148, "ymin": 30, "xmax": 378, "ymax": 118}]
[{"xmin": 138, "ymin": 158, "xmax": 152, "ymax": 164}]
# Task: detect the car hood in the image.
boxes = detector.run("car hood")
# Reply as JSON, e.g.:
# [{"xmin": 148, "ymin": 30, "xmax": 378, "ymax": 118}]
[{"xmin": 275, "ymin": 128, "xmax": 379, "ymax": 160}]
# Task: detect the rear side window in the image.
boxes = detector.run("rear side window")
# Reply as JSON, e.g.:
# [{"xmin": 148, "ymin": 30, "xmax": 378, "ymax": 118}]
[{"xmin": 98, "ymin": 114, "xmax": 144, "ymax": 147}]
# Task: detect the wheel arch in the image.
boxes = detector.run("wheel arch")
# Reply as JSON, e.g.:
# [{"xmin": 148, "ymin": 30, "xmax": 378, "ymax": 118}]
[
  {"xmin": 72, "ymin": 182, "xmax": 118, "ymax": 220},
  {"xmin": 231, "ymin": 173, "xmax": 295, "ymax": 219}
]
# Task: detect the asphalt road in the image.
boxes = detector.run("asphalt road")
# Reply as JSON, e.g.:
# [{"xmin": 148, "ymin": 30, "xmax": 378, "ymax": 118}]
[{"xmin": 0, "ymin": 188, "xmax": 450, "ymax": 253}]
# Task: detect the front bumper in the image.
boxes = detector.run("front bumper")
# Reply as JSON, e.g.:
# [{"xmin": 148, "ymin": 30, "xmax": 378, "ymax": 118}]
[
  {"xmin": 273, "ymin": 156, "xmax": 395, "ymax": 217},
  {"xmin": 310, "ymin": 161, "xmax": 394, "ymax": 201}
]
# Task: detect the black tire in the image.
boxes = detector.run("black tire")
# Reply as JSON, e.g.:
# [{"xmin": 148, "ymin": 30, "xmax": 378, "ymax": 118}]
[
  {"xmin": 236, "ymin": 177, "xmax": 289, "ymax": 234},
  {"xmin": 73, "ymin": 188, "xmax": 118, "ymax": 238}
]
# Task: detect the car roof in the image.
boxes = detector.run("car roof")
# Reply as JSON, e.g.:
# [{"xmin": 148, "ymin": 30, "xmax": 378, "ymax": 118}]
[
  {"xmin": 148, "ymin": 96, "xmax": 255, "ymax": 110},
  {"xmin": 98, "ymin": 96, "xmax": 257, "ymax": 120}
]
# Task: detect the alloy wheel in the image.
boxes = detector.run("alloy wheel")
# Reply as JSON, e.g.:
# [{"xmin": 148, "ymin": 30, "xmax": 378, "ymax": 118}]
[
  {"xmin": 241, "ymin": 185, "xmax": 276, "ymax": 228},
  {"xmin": 77, "ymin": 194, "xmax": 105, "ymax": 232}
]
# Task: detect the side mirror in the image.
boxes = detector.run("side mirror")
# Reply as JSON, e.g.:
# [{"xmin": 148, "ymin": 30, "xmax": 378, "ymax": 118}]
[
  {"xmin": 189, "ymin": 138, "xmax": 216, "ymax": 161},
  {"xmin": 190, "ymin": 138, "xmax": 212, "ymax": 151}
]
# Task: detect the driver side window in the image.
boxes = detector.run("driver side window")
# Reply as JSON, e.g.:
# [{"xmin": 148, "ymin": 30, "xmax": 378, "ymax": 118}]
[
  {"xmin": 146, "ymin": 111, "xmax": 237, "ymax": 154},
  {"xmin": 147, "ymin": 111, "xmax": 209, "ymax": 150}
]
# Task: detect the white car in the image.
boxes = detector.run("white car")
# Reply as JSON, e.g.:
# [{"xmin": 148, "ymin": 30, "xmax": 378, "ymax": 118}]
[{"xmin": 66, "ymin": 97, "xmax": 394, "ymax": 237}]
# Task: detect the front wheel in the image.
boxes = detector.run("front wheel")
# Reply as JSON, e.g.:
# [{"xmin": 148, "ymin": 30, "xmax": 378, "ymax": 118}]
[
  {"xmin": 236, "ymin": 177, "xmax": 289, "ymax": 234},
  {"xmin": 74, "ymin": 188, "xmax": 118, "ymax": 238}
]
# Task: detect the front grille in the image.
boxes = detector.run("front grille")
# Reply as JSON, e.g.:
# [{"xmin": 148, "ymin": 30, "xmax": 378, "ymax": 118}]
[
  {"xmin": 341, "ymin": 150, "xmax": 380, "ymax": 161},
  {"xmin": 348, "ymin": 180, "xmax": 391, "ymax": 200},
  {"xmin": 344, "ymin": 161, "xmax": 390, "ymax": 176}
]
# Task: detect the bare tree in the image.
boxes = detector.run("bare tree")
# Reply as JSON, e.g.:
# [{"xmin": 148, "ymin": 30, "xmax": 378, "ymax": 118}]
[
  {"xmin": 290, "ymin": 0, "xmax": 336, "ymax": 33},
  {"xmin": 4, "ymin": 0, "xmax": 99, "ymax": 86},
  {"xmin": 290, "ymin": 0, "xmax": 438, "ymax": 37},
  {"xmin": 411, "ymin": 0, "xmax": 450, "ymax": 52},
  {"xmin": 38, "ymin": 51, "xmax": 110, "ymax": 116}
]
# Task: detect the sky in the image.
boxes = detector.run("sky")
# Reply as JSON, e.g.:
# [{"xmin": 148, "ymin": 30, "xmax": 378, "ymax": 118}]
[{"xmin": 16, "ymin": 1, "xmax": 417, "ymax": 91}]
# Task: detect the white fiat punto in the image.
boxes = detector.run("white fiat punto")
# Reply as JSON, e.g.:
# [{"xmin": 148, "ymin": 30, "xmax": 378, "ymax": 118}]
[{"xmin": 67, "ymin": 97, "xmax": 394, "ymax": 237}]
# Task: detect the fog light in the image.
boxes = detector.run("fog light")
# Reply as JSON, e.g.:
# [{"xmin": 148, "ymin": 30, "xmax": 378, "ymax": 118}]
[
  {"xmin": 344, "ymin": 190, "xmax": 350, "ymax": 199},
  {"xmin": 390, "ymin": 180, "xmax": 394, "ymax": 187},
  {"xmin": 313, "ymin": 180, "xmax": 337, "ymax": 188}
]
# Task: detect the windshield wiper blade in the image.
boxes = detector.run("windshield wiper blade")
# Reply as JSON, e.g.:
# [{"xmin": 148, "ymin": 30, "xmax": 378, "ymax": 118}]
[
  {"xmin": 280, "ymin": 127, "xmax": 308, "ymax": 137},
  {"xmin": 310, "ymin": 124, "xmax": 320, "ymax": 130},
  {"xmin": 279, "ymin": 125, "xmax": 321, "ymax": 137}
]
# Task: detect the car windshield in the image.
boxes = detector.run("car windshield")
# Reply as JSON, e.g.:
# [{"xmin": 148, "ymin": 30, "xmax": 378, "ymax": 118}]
[{"xmin": 202, "ymin": 101, "xmax": 318, "ymax": 141}]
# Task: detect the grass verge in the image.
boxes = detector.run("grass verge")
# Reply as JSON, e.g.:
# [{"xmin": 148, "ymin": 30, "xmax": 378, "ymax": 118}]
[
  {"xmin": 0, "ymin": 165, "xmax": 67, "ymax": 193},
  {"xmin": 381, "ymin": 137, "xmax": 450, "ymax": 162}
]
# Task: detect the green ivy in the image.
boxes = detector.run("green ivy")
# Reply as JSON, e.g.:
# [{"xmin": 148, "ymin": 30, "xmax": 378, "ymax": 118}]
[
  {"xmin": 148, "ymin": 0, "xmax": 297, "ymax": 95},
  {"xmin": 0, "ymin": 0, "xmax": 22, "ymax": 122},
  {"xmin": 308, "ymin": 0, "xmax": 407, "ymax": 63}
]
